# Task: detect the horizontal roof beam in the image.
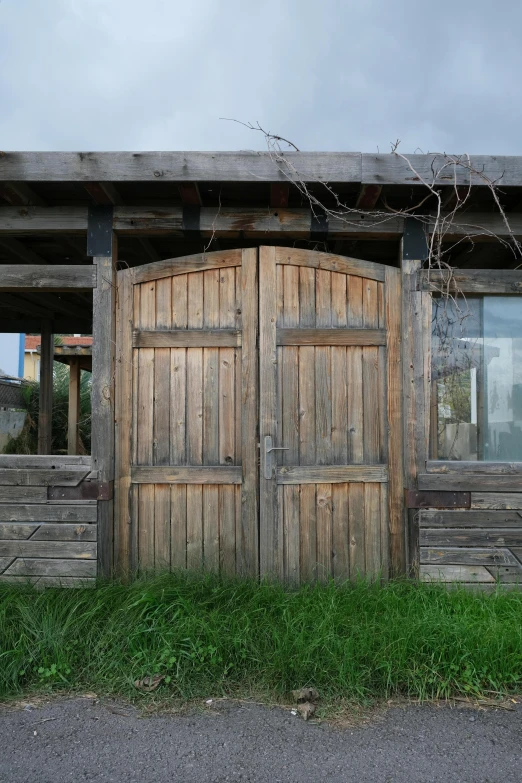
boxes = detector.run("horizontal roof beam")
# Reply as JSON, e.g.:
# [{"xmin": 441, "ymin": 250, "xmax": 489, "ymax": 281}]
[
  {"xmin": 0, "ymin": 264, "xmax": 96, "ymax": 289},
  {"xmin": 1, "ymin": 206, "xmax": 522, "ymax": 241},
  {"xmin": 1, "ymin": 152, "xmax": 522, "ymax": 187}
]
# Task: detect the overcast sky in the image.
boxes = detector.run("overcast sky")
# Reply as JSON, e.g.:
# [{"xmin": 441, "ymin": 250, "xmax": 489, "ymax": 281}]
[{"xmin": 0, "ymin": 0, "xmax": 521, "ymax": 154}]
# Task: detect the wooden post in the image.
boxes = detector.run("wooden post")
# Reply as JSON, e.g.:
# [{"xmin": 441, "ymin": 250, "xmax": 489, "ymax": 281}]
[
  {"xmin": 90, "ymin": 205, "xmax": 117, "ymax": 579},
  {"xmin": 38, "ymin": 321, "xmax": 53, "ymax": 454},
  {"xmin": 67, "ymin": 358, "xmax": 81, "ymax": 455},
  {"xmin": 401, "ymin": 219, "xmax": 431, "ymax": 574}
]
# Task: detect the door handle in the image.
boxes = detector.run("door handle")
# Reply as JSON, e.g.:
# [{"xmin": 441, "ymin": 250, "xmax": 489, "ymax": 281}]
[{"xmin": 262, "ymin": 435, "xmax": 289, "ymax": 479}]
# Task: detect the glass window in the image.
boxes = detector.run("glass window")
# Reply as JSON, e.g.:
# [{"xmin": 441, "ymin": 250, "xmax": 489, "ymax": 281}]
[{"xmin": 431, "ymin": 296, "xmax": 522, "ymax": 461}]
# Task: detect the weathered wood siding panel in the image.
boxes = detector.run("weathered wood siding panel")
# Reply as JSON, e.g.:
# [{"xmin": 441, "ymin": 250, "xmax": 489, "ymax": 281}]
[{"xmin": 0, "ymin": 461, "xmax": 97, "ymax": 587}]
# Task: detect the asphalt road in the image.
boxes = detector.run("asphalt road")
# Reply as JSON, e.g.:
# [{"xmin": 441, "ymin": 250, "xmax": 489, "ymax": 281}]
[{"xmin": 1, "ymin": 696, "xmax": 521, "ymax": 782}]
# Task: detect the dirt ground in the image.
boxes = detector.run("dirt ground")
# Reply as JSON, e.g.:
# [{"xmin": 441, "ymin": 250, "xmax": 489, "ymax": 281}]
[{"xmin": 1, "ymin": 695, "xmax": 522, "ymax": 782}]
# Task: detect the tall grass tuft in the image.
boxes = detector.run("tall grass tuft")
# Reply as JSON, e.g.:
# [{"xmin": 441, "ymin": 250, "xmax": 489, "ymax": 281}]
[{"xmin": 1, "ymin": 574, "xmax": 522, "ymax": 702}]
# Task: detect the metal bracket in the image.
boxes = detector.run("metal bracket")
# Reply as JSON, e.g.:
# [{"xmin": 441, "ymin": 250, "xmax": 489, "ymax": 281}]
[{"xmin": 87, "ymin": 204, "xmax": 114, "ymax": 257}]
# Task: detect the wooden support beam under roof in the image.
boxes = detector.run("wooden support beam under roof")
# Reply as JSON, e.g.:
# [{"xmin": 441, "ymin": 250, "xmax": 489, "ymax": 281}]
[
  {"xmin": 178, "ymin": 182, "xmax": 202, "ymax": 205},
  {"xmin": 0, "ymin": 264, "xmax": 96, "ymax": 289},
  {"xmin": 270, "ymin": 183, "xmax": 290, "ymax": 208},
  {"xmin": 355, "ymin": 184, "xmax": 382, "ymax": 210},
  {"xmin": 1, "ymin": 151, "xmax": 522, "ymax": 186},
  {"xmin": 1, "ymin": 205, "xmax": 522, "ymax": 250}
]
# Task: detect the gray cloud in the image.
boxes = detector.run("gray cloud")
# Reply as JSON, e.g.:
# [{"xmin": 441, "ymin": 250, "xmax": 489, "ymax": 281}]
[{"xmin": 0, "ymin": 0, "xmax": 521, "ymax": 153}]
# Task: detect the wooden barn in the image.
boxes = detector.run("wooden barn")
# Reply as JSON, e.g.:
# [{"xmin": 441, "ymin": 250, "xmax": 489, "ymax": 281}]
[{"xmin": 1, "ymin": 151, "xmax": 522, "ymax": 589}]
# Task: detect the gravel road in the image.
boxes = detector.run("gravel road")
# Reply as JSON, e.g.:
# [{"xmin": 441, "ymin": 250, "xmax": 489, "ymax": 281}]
[{"xmin": 1, "ymin": 696, "xmax": 521, "ymax": 782}]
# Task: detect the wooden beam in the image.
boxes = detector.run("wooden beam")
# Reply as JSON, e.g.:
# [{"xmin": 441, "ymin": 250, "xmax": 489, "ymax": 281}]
[
  {"xmin": 355, "ymin": 184, "xmax": 382, "ymax": 210},
  {"xmin": 270, "ymin": 183, "xmax": 290, "ymax": 208},
  {"xmin": 67, "ymin": 357, "xmax": 81, "ymax": 455},
  {"xmin": 178, "ymin": 183, "xmax": 202, "ymax": 205},
  {"xmin": 0, "ymin": 265, "xmax": 96, "ymax": 290},
  {"xmin": 91, "ymin": 232, "xmax": 117, "ymax": 577},
  {"xmin": 38, "ymin": 321, "xmax": 53, "ymax": 455},
  {"xmin": 362, "ymin": 154, "xmax": 522, "ymax": 187},
  {"xmin": 2, "ymin": 152, "xmax": 522, "ymax": 186},
  {"xmin": 419, "ymin": 269, "xmax": 522, "ymax": 294},
  {"xmin": 0, "ymin": 151, "xmax": 362, "ymax": 183}
]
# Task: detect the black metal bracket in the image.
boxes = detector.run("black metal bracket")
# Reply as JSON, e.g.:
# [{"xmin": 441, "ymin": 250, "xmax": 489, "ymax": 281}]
[
  {"xmin": 310, "ymin": 206, "xmax": 329, "ymax": 242},
  {"xmin": 87, "ymin": 205, "xmax": 114, "ymax": 257},
  {"xmin": 403, "ymin": 217, "xmax": 429, "ymax": 261},
  {"xmin": 182, "ymin": 205, "xmax": 201, "ymax": 236}
]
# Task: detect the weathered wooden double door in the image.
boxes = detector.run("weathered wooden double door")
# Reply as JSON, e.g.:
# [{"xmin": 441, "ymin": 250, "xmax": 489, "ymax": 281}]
[{"xmin": 115, "ymin": 247, "xmax": 402, "ymax": 581}]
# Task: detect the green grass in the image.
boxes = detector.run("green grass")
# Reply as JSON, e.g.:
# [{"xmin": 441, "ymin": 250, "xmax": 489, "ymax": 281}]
[{"xmin": 1, "ymin": 573, "xmax": 522, "ymax": 704}]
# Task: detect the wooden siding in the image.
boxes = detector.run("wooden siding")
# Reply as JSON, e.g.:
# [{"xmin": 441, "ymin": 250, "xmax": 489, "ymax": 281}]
[{"xmin": 0, "ymin": 457, "xmax": 97, "ymax": 587}]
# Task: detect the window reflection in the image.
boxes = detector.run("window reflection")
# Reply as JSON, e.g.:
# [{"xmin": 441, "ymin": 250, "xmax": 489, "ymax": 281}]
[{"xmin": 431, "ymin": 297, "xmax": 522, "ymax": 461}]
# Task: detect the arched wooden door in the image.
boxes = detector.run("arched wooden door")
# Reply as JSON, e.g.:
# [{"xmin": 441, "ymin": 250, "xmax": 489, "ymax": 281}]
[{"xmin": 114, "ymin": 247, "xmax": 403, "ymax": 580}]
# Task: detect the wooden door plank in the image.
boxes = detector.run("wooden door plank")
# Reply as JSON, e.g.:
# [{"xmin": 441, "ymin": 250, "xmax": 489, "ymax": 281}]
[
  {"xmin": 364, "ymin": 483, "xmax": 381, "ymax": 578},
  {"xmin": 316, "ymin": 483, "xmax": 333, "ymax": 580},
  {"xmin": 132, "ymin": 466, "xmax": 241, "ymax": 484},
  {"xmin": 239, "ymin": 248, "xmax": 258, "ymax": 576},
  {"xmin": 421, "ymin": 546, "xmax": 520, "ymax": 566},
  {"xmin": 333, "ymin": 483, "xmax": 350, "ymax": 580},
  {"xmin": 259, "ymin": 246, "xmax": 280, "ymax": 578},
  {"xmin": 114, "ymin": 268, "xmax": 133, "ymax": 574},
  {"xmin": 385, "ymin": 266, "xmax": 405, "ymax": 575},
  {"xmin": 136, "ymin": 280, "xmax": 156, "ymax": 570},
  {"xmin": 153, "ymin": 278, "xmax": 172, "ymax": 570},
  {"xmin": 275, "ymin": 247, "xmax": 385, "ymax": 282},
  {"xmin": 277, "ymin": 328, "xmax": 385, "ymax": 346},
  {"xmin": 315, "ymin": 269, "xmax": 332, "ymax": 466},
  {"xmin": 170, "ymin": 485, "xmax": 187, "ymax": 570},
  {"xmin": 281, "ymin": 264, "xmax": 300, "ymax": 582},
  {"xmin": 277, "ymin": 465, "xmax": 387, "ymax": 483},
  {"xmin": 349, "ymin": 482, "xmax": 365, "ymax": 577},
  {"xmin": 134, "ymin": 329, "xmax": 241, "ymax": 347}
]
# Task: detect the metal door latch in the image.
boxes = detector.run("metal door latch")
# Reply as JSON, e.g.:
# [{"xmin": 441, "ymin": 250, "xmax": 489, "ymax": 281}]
[{"xmin": 261, "ymin": 435, "xmax": 289, "ymax": 479}]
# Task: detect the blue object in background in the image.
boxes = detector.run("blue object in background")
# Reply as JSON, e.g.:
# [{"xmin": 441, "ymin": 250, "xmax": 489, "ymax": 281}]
[{"xmin": 18, "ymin": 334, "xmax": 25, "ymax": 378}]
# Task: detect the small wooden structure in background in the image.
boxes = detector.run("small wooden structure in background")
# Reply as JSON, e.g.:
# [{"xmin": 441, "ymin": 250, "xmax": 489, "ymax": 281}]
[{"xmin": 0, "ymin": 151, "xmax": 521, "ymax": 588}]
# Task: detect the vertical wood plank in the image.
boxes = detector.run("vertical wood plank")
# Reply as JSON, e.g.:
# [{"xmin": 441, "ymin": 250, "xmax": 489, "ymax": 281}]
[
  {"xmin": 315, "ymin": 269, "xmax": 332, "ymax": 466},
  {"xmin": 349, "ymin": 482, "xmax": 365, "ymax": 578},
  {"xmin": 170, "ymin": 485, "xmax": 187, "ymax": 570},
  {"xmin": 186, "ymin": 272, "xmax": 204, "ymax": 569},
  {"xmin": 38, "ymin": 320, "xmax": 53, "ymax": 454},
  {"xmin": 347, "ymin": 347, "xmax": 363, "ymax": 463},
  {"xmin": 299, "ymin": 484, "xmax": 317, "ymax": 581},
  {"xmin": 282, "ymin": 264, "xmax": 300, "ymax": 581},
  {"xmin": 332, "ymin": 482, "xmax": 350, "ymax": 580},
  {"xmin": 137, "ymin": 281, "xmax": 155, "ymax": 569},
  {"xmin": 362, "ymin": 347, "xmax": 380, "ymax": 462},
  {"xmin": 114, "ymin": 265, "xmax": 132, "ymax": 575},
  {"xmin": 154, "ymin": 277, "xmax": 172, "ymax": 569},
  {"xmin": 385, "ymin": 266, "xmax": 405, "ymax": 575},
  {"xmin": 316, "ymin": 483, "xmax": 333, "ymax": 580},
  {"xmin": 218, "ymin": 266, "xmax": 237, "ymax": 571},
  {"xmin": 170, "ymin": 274, "xmax": 188, "ymax": 466},
  {"xmin": 364, "ymin": 483, "xmax": 381, "ymax": 578},
  {"xmin": 203, "ymin": 270, "xmax": 220, "ymax": 571},
  {"xmin": 259, "ymin": 246, "xmax": 279, "ymax": 578},
  {"xmin": 239, "ymin": 249, "xmax": 258, "ymax": 576}
]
